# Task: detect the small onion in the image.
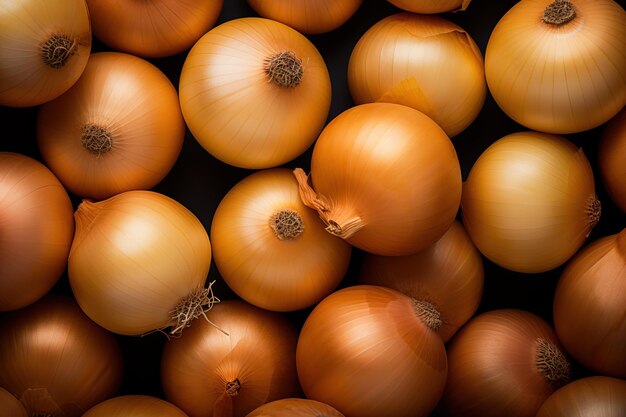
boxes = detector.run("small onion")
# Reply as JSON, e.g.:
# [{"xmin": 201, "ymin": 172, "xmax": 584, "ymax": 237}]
[
  {"xmin": 553, "ymin": 229, "xmax": 626, "ymax": 378},
  {"xmin": 599, "ymin": 106, "xmax": 626, "ymax": 213},
  {"xmin": 485, "ymin": 0, "xmax": 626, "ymax": 134},
  {"xmin": 439, "ymin": 309, "xmax": 571, "ymax": 417},
  {"xmin": 161, "ymin": 300, "xmax": 301, "ymax": 417},
  {"xmin": 0, "ymin": 387, "xmax": 27, "ymax": 417},
  {"xmin": 83, "ymin": 395, "xmax": 189, "ymax": 417},
  {"xmin": 246, "ymin": 398, "xmax": 344, "ymax": 417},
  {"xmin": 0, "ymin": 152, "xmax": 74, "ymax": 312},
  {"xmin": 358, "ymin": 220, "xmax": 484, "ymax": 342},
  {"xmin": 387, "ymin": 0, "xmax": 471, "ymax": 13},
  {"xmin": 68, "ymin": 190, "xmax": 214, "ymax": 336},
  {"xmin": 38, "ymin": 52, "xmax": 185, "ymax": 200},
  {"xmin": 297, "ymin": 285, "xmax": 447, "ymax": 417},
  {"xmin": 294, "ymin": 102, "xmax": 461, "ymax": 256},
  {"xmin": 461, "ymin": 131, "xmax": 600, "ymax": 273},
  {"xmin": 211, "ymin": 168, "xmax": 351, "ymax": 312}
]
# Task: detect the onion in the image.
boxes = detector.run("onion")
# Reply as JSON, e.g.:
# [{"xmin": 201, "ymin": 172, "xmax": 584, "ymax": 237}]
[
  {"xmin": 439, "ymin": 309, "xmax": 571, "ymax": 417},
  {"xmin": 161, "ymin": 300, "xmax": 301, "ymax": 417},
  {"xmin": 246, "ymin": 0, "xmax": 362, "ymax": 34},
  {"xmin": 461, "ymin": 131, "xmax": 600, "ymax": 273},
  {"xmin": 0, "ymin": 152, "xmax": 74, "ymax": 312},
  {"xmin": 85, "ymin": 0, "xmax": 223, "ymax": 57},
  {"xmin": 485, "ymin": 0, "xmax": 626, "ymax": 134},
  {"xmin": 246, "ymin": 398, "xmax": 344, "ymax": 417},
  {"xmin": 68, "ymin": 190, "xmax": 215, "ymax": 336},
  {"xmin": 83, "ymin": 395, "xmax": 189, "ymax": 417},
  {"xmin": 0, "ymin": 0, "xmax": 91, "ymax": 107},
  {"xmin": 0, "ymin": 387, "xmax": 27, "ymax": 417},
  {"xmin": 179, "ymin": 17, "xmax": 331, "ymax": 169},
  {"xmin": 553, "ymin": 229, "xmax": 626, "ymax": 378},
  {"xmin": 211, "ymin": 168, "xmax": 351, "ymax": 312},
  {"xmin": 599, "ymin": 107, "xmax": 626, "ymax": 213},
  {"xmin": 387, "ymin": 0, "xmax": 471, "ymax": 13},
  {"xmin": 358, "ymin": 220, "xmax": 484, "ymax": 342},
  {"xmin": 294, "ymin": 103, "xmax": 461, "ymax": 256},
  {"xmin": 0, "ymin": 295, "xmax": 123, "ymax": 417},
  {"xmin": 348, "ymin": 13, "xmax": 486, "ymax": 137},
  {"xmin": 536, "ymin": 376, "xmax": 626, "ymax": 417},
  {"xmin": 296, "ymin": 285, "xmax": 447, "ymax": 417},
  {"xmin": 37, "ymin": 52, "xmax": 185, "ymax": 200}
]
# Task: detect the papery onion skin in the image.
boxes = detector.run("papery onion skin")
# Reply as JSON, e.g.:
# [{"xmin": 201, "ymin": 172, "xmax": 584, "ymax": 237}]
[
  {"xmin": 86, "ymin": 0, "xmax": 223, "ymax": 57},
  {"xmin": 0, "ymin": 295, "xmax": 123, "ymax": 417},
  {"xmin": 37, "ymin": 52, "xmax": 185, "ymax": 200},
  {"xmin": 387, "ymin": 0, "xmax": 471, "ymax": 13},
  {"xmin": 296, "ymin": 285, "xmax": 447, "ymax": 417},
  {"xmin": 211, "ymin": 168, "xmax": 351, "ymax": 312},
  {"xmin": 461, "ymin": 131, "xmax": 599, "ymax": 273},
  {"xmin": 0, "ymin": 387, "xmax": 27, "ymax": 417},
  {"xmin": 599, "ymin": 107, "xmax": 626, "ymax": 213},
  {"xmin": 68, "ymin": 190, "xmax": 212, "ymax": 336},
  {"xmin": 83, "ymin": 395, "xmax": 189, "ymax": 417},
  {"xmin": 179, "ymin": 17, "xmax": 331, "ymax": 169},
  {"xmin": 485, "ymin": 0, "xmax": 626, "ymax": 134},
  {"xmin": 358, "ymin": 220, "xmax": 484, "ymax": 342},
  {"xmin": 161, "ymin": 300, "xmax": 301, "ymax": 417},
  {"xmin": 0, "ymin": 0, "xmax": 91, "ymax": 107},
  {"xmin": 553, "ymin": 229, "xmax": 626, "ymax": 378},
  {"xmin": 535, "ymin": 376, "xmax": 626, "ymax": 417},
  {"xmin": 348, "ymin": 13, "xmax": 486, "ymax": 137},
  {"xmin": 245, "ymin": 398, "xmax": 345, "ymax": 417},
  {"xmin": 0, "ymin": 152, "xmax": 74, "ymax": 312}
]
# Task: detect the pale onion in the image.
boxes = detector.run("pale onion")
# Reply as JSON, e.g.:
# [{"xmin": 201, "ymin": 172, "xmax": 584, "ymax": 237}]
[
  {"xmin": 536, "ymin": 376, "xmax": 626, "ymax": 417},
  {"xmin": 461, "ymin": 131, "xmax": 600, "ymax": 273},
  {"xmin": 296, "ymin": 285, "xmax": 447, "ymax": 417},
  {"xmin": 347, "ymin": 13, "xmax": 486, "ymax": 137},
  {"xmin": 86, "ymin": 0, "xmax": 223, "ymax": 57},
  {"xmin": 0, "ymin": 387, "xmax": 27, "ymax": 417},
  {"xmin": 485, "ymin": 0, "xmax": 626, "ymax": 134},
  {"xmin": 246, "ymin": 398, "xmax": 344, "ymax": 417},
  {"xmin": 0, "ymin": 152, "xmax": 74, "ymax": 312},
  {"xmin": 38, "ymin": 52, "xmax": 185, "ymax": 200},
  {"xmin": 83, "ymin": 396, "xmax": 189, "ymax": 417},
  {"xmin": 0, "ymin": 295, "xmax": 123, "ymax": 417},
  {"xmin": 358, "ymin": 220, "xmax": 483, "ymax": 342},
  {"xmin": 439, "ymin": 309, "xmax": 571, "ymax": 417},
  {"xmin": 387, "ymin": 0, "xmax": 471, "ymax": 13},
  {"xmin": 294, "ymin": 102, "xmax": 461, "ymax": 256},
  {"xmin": 246, "ymin": 0, "xmax": 362, "ymax": 34},
  {"xmin": 599, "ymin": 107, "xmax": 626, "ymax": 213},
  {"xmin": 0, "ymin": 0, "xmax": 91, "ymax": 107},
  {"xmin": 553, "ymin": 229, "xmax": 626, "ymax": 378},
  {"xmin": 68, "ymin": 190, "xmax": 215, "ymax": 336},
  {"xmin": 179, "ymin": 17, "xmax": 331, "ymax": 169},
  {"xmin": 211, "ymin": 168, "xmax": 351, "ymax": 312},
  {"xmin": 161, "ymin": 300, "xmax": 301, "ymax": 417}
]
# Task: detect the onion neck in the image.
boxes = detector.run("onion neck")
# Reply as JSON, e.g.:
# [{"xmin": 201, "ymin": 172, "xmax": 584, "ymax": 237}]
[
  {"xmin": 269, "ymin": 209, "xmax": 304, "ymax": 240},
  {"xmin": 41, "ymin": 33, "xmax": 77, "ymax": 69},
  {"xmin": 542, "ymin": 0, "xmax": 576, "ymax": 26},
  {"xmin": 225, "ymin": 378, "xmax": 240, "ymax": 397},
  {"xmin": 81, "ymin": 123, "xmax": 113, "ymax": 157},
  {"xmin": 535, "ymin": 338, "xmax": 571, "ymax": 388},
  {"xmin": 264, "ymin": 51, "xmax": 303, "ymax": 88},
  {"xmin": 411, "ymin": 299, "xmax": 442, "ymax": 332}
]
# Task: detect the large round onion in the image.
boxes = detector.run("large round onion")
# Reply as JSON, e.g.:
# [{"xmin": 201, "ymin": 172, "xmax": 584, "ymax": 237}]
[
  {"xmin": 83, "ymin": 396, "xmax": 189, "ymax": 417},
  {"xmin": 246, "ymin": 398, "xmax": 344, "ymax": 417}
]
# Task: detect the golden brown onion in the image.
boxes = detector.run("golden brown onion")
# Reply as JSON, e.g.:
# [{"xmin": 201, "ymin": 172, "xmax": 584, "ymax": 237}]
[
  {"xmin": 246, "ymin": 398, "xmax": 344, "ymax": 417},
  {"xmin": 83, "ymin": 395, "xmax": 189, "ymax": 417},
  {"xmin": 599, "ymin": 106, "xmax": 626, "ymax": 213},
  {"xmin": 387, "ymin": 0, "xmax": 471, "ymax": 13}
]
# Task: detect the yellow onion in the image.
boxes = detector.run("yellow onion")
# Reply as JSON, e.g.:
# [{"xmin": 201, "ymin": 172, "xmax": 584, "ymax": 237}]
[
  {"xmin": 161, "ymin": 300, "xmax": 301, "ymax": 417},
  {"xmin": 387, "ymin": 0, "xmax": 471, "ymax": 13},
  {"xmin": 37, "ymin": 52, "xmax": 185, "ymax": 200},
  {"xmin": 439, "ymin": 309, "xmax": 571, "ymax": 417},
  {"xmin": 297, "ymin": 285, "xmax": 447, "ymax": 417},
  {"xmin": 485, "ymin": 0, "xmax": 626, "ymax": 134},
  {"xmin": 348, "ymin": 13, "xmax": 486, "ymax": 137},
  {"xmin": 0, "ymin": 387, "xmax": 27, "ymax": 417},
  {"xmin": 83, "ymin": 396, "xmax": 189, "ymax": 417},
  {"xmin": 599, "ymin": 107, "xmax": 626, "ymax": 213},
  {"xmin": 0, "ymin": 295, "xmax": 123, "ymax": 417},
  {"xmin": 553, "ymin": 229, "xmax": 626, "ymax": 378},
  {"xmin": 461, "ymin": 131, "xmax": 600, "ymax": 273},
  {"xmin": 0, "ymin": 0, "xmax": 91, "ymax": 107},
  {"xmin": 0, "ymin": 152, "xmax": 74, "ymax": 312},
  {"xmin": 179, "ymin": 17, "xmax": 331, "ymax": 169},
  {"xmin": 68, "ymin": 190, "xmax": 215, "ymax": 336},
  {"xmin": 86, "ymin": 0, "xmax": 223, "ymax": 57},
  {"xmin": 211, "ymin": 168, "xmax": 351, "ymax": 312},
  {"xmin": 294, "ymin": 103, "xmax": 461, "ymax": 256},
  {"xmin": 246, "ymin": 0, "xmax": 362, "ymax": 34},
  {"xmin": 358, "ymin": 220, "xmax": 483, "ymax": 342},
  {"xmin": 246, "ymin": 398, "xmax": 344, "ymax": 417}
]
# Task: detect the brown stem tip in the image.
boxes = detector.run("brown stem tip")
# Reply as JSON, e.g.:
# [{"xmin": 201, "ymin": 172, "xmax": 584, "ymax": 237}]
[
  {"xmin": 81, "ymin": 123, "xmax": 113, "ymax": 157},
  {"xmin": 536, "ymin": 338, "xmax": 571, "ymax": 388},
  {"xmin": 265, "ymin": 51, "xmax": 303, "ymax": 88},
  {"xmin": 542, "ymin": 0, "xmax": 576, "ymax": 25},
  {"xmin": 585, "ymin": 195, "xmax": 601, "ymax": 236},
  {"xmin": 270, "ymin": 209, "xmax": 304, "ymax": 240},
  {"xmin": 41, "ymin": 34, "xmax": 77, "ymax": 69},
  {"xmin": 412, "ymin": 299, "xmax": 442, "ymax": 332},
  {"xmin": 226, "ymin": 378, "xmax": 241, "ymax": 396}
]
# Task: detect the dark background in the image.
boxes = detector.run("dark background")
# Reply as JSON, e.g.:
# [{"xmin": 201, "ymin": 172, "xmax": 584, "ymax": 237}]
[{"xmin": 1, "ymin": 0, "xmax": 624, "ymax": 413}]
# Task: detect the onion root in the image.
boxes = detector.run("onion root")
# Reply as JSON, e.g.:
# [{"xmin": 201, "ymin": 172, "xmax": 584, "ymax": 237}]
[
  {"xmin": 41, "ymin": 33, "xmax": 77, "ymax": 69},
  {"xmin": 265, "ymin": 51, "xmax": 303, "ymax": 88},
  {"xmin": 542, "ymin": 0, "xmax": 576, "ymax": 25},
  {"xmin": 535, "ymin": 338, "xmax": 571, "ymax": 388},
  {"xmin": 412, "ymin": 299, "xmax": 443, "ymax": 332},
  {"xmin": 81, "ymin": 123, "xmax": 113, "ymax": 157},
  {"xmin": 269, "ymin": 209, "xmax": 304, "ymax": 240},
  {"xmin": 162, "ymin": 282, "xmax": 227, "ymax": 337}
]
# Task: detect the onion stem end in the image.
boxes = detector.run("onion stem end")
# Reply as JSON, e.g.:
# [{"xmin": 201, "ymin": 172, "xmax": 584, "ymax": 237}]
[
  {"xmin": 535, "ymin": 338, "xmax": 571, "ymax": 388},
  {"xmin": 542, "ymin": 0, "xmax": 576, "ymax": 25},
  {"xmin": 265, "ymin": 51, "xmax": 303, "ymax": 88},
  {"xmin": 41, "ymin": 34, "xmax": 77, "ymax": 69},
  {"xmin": 269, "ymin": 209, "xmax": 304, "ymax": 240}
]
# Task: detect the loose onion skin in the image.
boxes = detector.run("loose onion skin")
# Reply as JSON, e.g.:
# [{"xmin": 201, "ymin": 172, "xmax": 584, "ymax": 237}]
[
  {"xmin": 0, "ymin": 387, "xmax": 27, "ymax": 417},
  {"xmin": 485, "ymin": 0, "xmax": 626, "ymax": 134},
  {"xmin": 86, "ymin": 0, "xmax": 223, "ymax": 57},
  {"xmin": 0, "ymin": 152, "xmax": 74, "ymax": 312},
  {"xmin": 161, "ymin": 300, "xmax": 301, "ymax": 417},
  {"xmin": 553, "ymin": 229, "xmax": 626, "ymax": 378},
  {"xmin": 0, "ymin": 295, "xmax": 123, "ymax": 417},
  {"xmin": 599, "ymin": 107, "xmax": 626, "ymax": 213},
  {"xmin": 358, "ymin": 220, "xmax": 484, "ymax": 342},
  {"xmin": 246, "ymin": 398, "xmax": 345, "ymax": 417},
  {"xmin": 38, "ymin": 52, "xmax": 185, "ymax": 200},
  {"xmin": 348, "ymin": 13, "xmax": 486, "ymax": 137},
  {"xmin": 387, "ymin": 0, "xmax": 471, "ymax": 13},
  {"xmin": 211, "ymin": 168, "xmax": 351, "ymax": 312},
  {"xmin": 83, "ymin": 395, "xmax": 189, "ymax": 417},
  {"xmin": 461, "ymin": 131, "xmax": 599, "ymax": 273},
  {"xmin": 0, "ymin": 0, "xmax": 91, "ymax": 107},
  {"xmin": 179, "ymin": 17, "xmax": 331, "ymax": 169},
  {"xmin": 297, "ymin": 285, "xmax": 448, "ymax": 417}
]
